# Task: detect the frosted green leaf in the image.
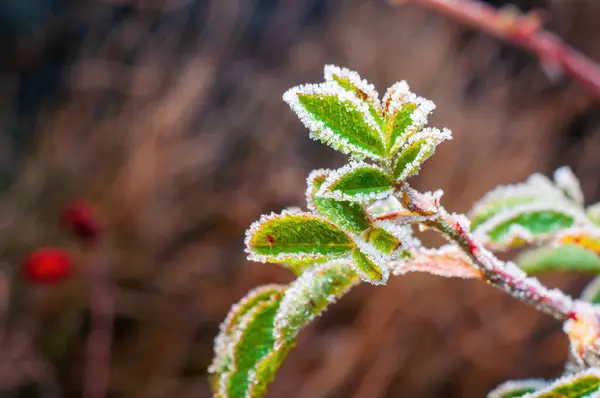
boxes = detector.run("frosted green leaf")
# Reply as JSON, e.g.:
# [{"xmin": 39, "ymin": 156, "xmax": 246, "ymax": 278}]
[
  {"xmin": 317, "ymin": 162, "xmax": 393, "ymax": 203},
  {"xmin": 517, "ymin": 245, "xmax": 600, "ymax": 275},
  {"xmin": 473, "ymin": 205, "xmax": 579, "ymax": 250},
  {"xmin": 525, "ymin": 368, "xmax": 600, "ymax": 397},
  {"xmin": 366, "ymin": 227, "xmax": 401, "ymax": 255},
  {"xmin": 245, "ymin": 211, "xmax": 354, "ymax": 265},
  {"xmin": 324, "ymin": 65, "xmax": 383, "ymax": 128},
  {"xmin": 392, "ymin": 127, "xmax": 452, "ymax": 181},
  {"xmin": 209, "ymin": 285, "xmax": 285, "ymax": 384},
  {"xmin": 219, "ymin": 294, "xmax": 284, "ymax": 398},
  {"xmin": 274, "ymin": 260, "xmax": 360, "ymax": 347},
  {"xmin": 382, "ymin": 81, "xmax": 436, "ymax": 155},
  {"xmin": 351, "ymin": 247, "xmax": 388, "ymax": 285},
  {"xmin": 487, "ymin": 379, "xmax": 547, "ymax": 398},
  {"xmin": 283, "ymin": 82, "xmax": 385, "ymax": 160},
  {"xmin": 469, "ymin": 171, "xmax": 584, "ymax": 231},
  {"xmin": 306, "ymin": 169, "xmax": 371, "ymax": 234}
]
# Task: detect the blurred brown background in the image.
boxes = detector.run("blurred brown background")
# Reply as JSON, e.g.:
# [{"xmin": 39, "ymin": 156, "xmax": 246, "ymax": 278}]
[{"xmin": 2, "ymin": 0, "xmax": 600, "ymax": 397}]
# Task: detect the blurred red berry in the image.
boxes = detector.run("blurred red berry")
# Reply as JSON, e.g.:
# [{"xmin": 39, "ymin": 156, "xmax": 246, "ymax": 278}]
[
  {"xmin": 22, "ymin": 247, "xmax": 73, "ymax": 284},
  {"xmin": 62, "ymin": 200, "xmax": 100, "ymax": 242}
]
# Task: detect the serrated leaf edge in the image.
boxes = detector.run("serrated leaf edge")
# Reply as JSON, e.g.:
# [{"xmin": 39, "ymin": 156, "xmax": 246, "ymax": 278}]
[
  {"xmin": 283, "ymin": 81, "xmax": 384, "ymax": 160},
  {"xmin": 244, "ymin": 209, "xmax": 354, "ymax": 264},
  {"xmin": 486, "ymin": 378, "xmax": 547, "ymax": 398},
  {"xmin": 316, "ymin": 161, "xmax": 393, "ymax": 203},
  {"xmin": 395, "ymin": 127, "xmax": 452, "ymax": 181},
  {"xmin": 323, "ymin": 65, "xmax": 382, "ymax": 113},
  {"xmin": 472, "ymin": 203, "xmax": 590, "ymax": 249},
  {"xmin": 351, "ymin": 236, "xmax": 391, "ymax": 285},
  {"xmin": 521, "ymin": 368, "xmax": 600, "ymax": 398}
]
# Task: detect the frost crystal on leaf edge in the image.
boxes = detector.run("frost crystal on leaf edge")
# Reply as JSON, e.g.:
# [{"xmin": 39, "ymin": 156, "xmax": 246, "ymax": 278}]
[
  {"xmin": 323, "ymin": 65, "xmax": 382, "ymax": 113},
  {"xmin": 316, "ymin": 161, "xmax": 393, "ymax": 204},
  {"xmin": 283, "ymin": 81, "xmax": 384, "ymax": 160}
]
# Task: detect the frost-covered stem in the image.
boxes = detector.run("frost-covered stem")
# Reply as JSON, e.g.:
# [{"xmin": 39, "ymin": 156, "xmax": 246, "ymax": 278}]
[
  {"xmin": 391, "ymin": 0, "xmax": 600, "ymax": 98},
  {"xmin": 83, "ymin": 240, "xmax": 114, "ymax": 398},
  {"xmin": 397, "ymin": 184, "xmax": 577, "ymax": 321}
]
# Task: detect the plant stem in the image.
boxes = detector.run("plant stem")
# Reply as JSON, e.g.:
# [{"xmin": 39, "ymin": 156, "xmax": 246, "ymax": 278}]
[
  {"xmin": 83, "ymin": 241, "xmax": 114, "ymax": 398},
  {"xmin": 390, "ymin": 0, "xmax": 600, "ymax": 98},
  {"xmin": 397, "ymin": 185, "xmax": 577, "ymax": 321}
]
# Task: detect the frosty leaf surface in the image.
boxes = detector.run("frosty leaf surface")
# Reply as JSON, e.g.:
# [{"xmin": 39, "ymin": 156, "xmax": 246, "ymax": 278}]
[
  {"xmin": 366, "ymin": 227, "xmax": 401, "ymax": 255},
  {"xmin": 392, "ymin": 128, "xmax": 452, "ymax": 181},
  {"xmin": 209, "ymin": 286, "xmax": 286, "ymax": 397},
  {"xmin": 487, "ymin": 379, "xmax": 547, "ymax": 398},
  {"xmin": 517, "ymin": 245, "xmax": 600, "ymax": 275},
  {"xmin": 220, "ymin": 295, "xmax": 284, "ymax": 398},
  {"xmin": 274, "ymin": 260, "xmax": 359, "ymax": 347},
  {"xmin": 557, "ymin": 228, "xmax": 600, "ymax": 257},
  {"xmin": 524, "ymin": 368, "xmax": 600, "ymax": 397},
  {"xmin": 324, "ymin": 65, "xmax": 383, "ymax": 127},
  {"xmin": 246, "ymin": 211, "xmax": 354, "ymax": 264},
  {"xmin": 382, "ymin": 81, "xmax": 436, "ymax": 154},
  {"xmin": 554, "ymin": 166, "xmax": 584, "ymax": 206},
  {"xmin": 283, "ymin": 82, "xmax": 385, "ymax": 160},
  {"xmin": 587, "ymin": 203, "xmax": 600, "ymax": 227},
  {"xmin": 306, "ymin": 169, "xmax": 371, "ymax": 234},
  {"xmin": 351, "ymin": 247, "xmax": 388, "ymax": 285},
  {"xmin": 317, "ymin": 162, "xmax": 393, "ymax": 203}
]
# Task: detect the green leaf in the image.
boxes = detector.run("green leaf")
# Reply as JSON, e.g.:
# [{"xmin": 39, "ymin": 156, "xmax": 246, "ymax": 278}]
[
  {"xmin": 324, "ymin": 65, "xmax": 383, "ymax": 129},
  {"xmin": 367, "ymin": 227, "xmax": 401, "ymax": 255},
  {"xmin": 470, "ymin": 171, "xmax": 586, "ymax": 231},
  {"xmin": 220, "ymin": 294, "xmax": 285, "ymax": 398},
  {"xmin": 479, "ymin": 209, "xmax": 576, "ymax": 249},
  {"xmin": 209, "ymin": 285, "xmax": 285, "ymax": 385},
  {"xmin": 306, "ymin": 170, "xmax": 371, "ymax": 234},
  {"xmin": 317, "ymin": 162, "xmax": 393, "ymax": 203},
  {"xmin": 283, "ymin": 82, "xmax": 385, "ymax": 160},
  {"xmin": 274, "ymin": 260, "xmax": 359, "ymax": 346},
  {"xmin": 392, "ymin": 128, "xmax": 451, "ymax": 181},
  {"xmin": 382, "ymin": 81, "xmax": 437, "ymax": 155},
  {"xmin": 487, "ymin": 379, "xmax": 547, "ymax": 398},
  {"xmin": 351, "ymin": 247, "xmax": 388, "ymax": 285},
  {"xmin": 517, "ymin": 244, "xmax": 600, "ymax": 275},
  {"xmin": 246, "ymin": 211, "xmax": 354, "ymax": 265},
  {"xmin": 526, "ymin": 369, "xmax": 600, "ymax": 397}
]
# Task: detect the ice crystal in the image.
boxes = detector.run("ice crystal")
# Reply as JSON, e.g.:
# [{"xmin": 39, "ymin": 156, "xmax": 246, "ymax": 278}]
[
  {"xmin": 317, "ymin": 161, "xmax": 393, "ymax": 203},
  {"xmin": 283, "ymin": 81, "xmax": 384, "ymax": 160},
  {"xmin": 486, "ymin": 378, "xmax": 547, "ymax": 398},
  {"xmin": 554, "ymin": 166, "xmax": 584, "ymax": 206},
  {"xmin": 323, "ymin": 65, "xmax": 382, "ymax": 113}
]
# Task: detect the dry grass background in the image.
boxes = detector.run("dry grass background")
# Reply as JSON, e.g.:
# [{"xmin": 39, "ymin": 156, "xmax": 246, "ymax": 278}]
[{"xmin": 2, "ymin": 0, "xmax": 600, "ymax": 397}]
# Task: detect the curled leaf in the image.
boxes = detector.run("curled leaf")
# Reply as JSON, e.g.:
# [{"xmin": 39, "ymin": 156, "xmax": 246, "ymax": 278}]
[
  {"xmin": 274, "ymin": 260, "xmax": 359, "ymax": 347},
  {"xmin": 245, "ymin": 211, "xmax": 354, "ymax": 265},
  {"xmin": 317, "ymin": 162, "xmax": 393, "ymax": 203}
]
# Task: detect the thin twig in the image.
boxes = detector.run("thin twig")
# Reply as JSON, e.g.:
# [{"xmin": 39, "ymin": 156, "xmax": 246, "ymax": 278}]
[
  {"xmin": 397, "ymin": 184, "xmax": 578, "ymax": 321},
  {"xmin": 83, "ymin": 240, "xmax": 114, "ymax": 398},
  {"xmin": 390, "ymin": 0, "xmax": 600, "ymax": 97}
]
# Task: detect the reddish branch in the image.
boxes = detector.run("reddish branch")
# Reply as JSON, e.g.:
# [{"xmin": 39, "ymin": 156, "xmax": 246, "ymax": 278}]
[{"xmin": 391, "ymin": 0, "xmax": 600, "ymax": 98}]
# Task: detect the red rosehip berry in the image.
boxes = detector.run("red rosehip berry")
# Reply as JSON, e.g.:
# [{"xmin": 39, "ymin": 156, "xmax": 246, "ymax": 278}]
[
  {"xmin": 62, "ymin": 200, "xmax": 100, "ymax": 242},
  {"xmin": 22, "ymin": 247, "xmax": 73, "ymax": 284}
]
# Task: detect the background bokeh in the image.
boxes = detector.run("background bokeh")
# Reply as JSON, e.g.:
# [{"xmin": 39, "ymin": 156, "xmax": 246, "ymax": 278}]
[{"xmin": 2, "ymin": 0, "xmax": 600, "ymax": 397}]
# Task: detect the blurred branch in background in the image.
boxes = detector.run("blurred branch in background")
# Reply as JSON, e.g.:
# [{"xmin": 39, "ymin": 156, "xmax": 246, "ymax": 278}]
[{"xmin": 392, "ymin": 0, "xmax": 600, "ymax": 98}]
